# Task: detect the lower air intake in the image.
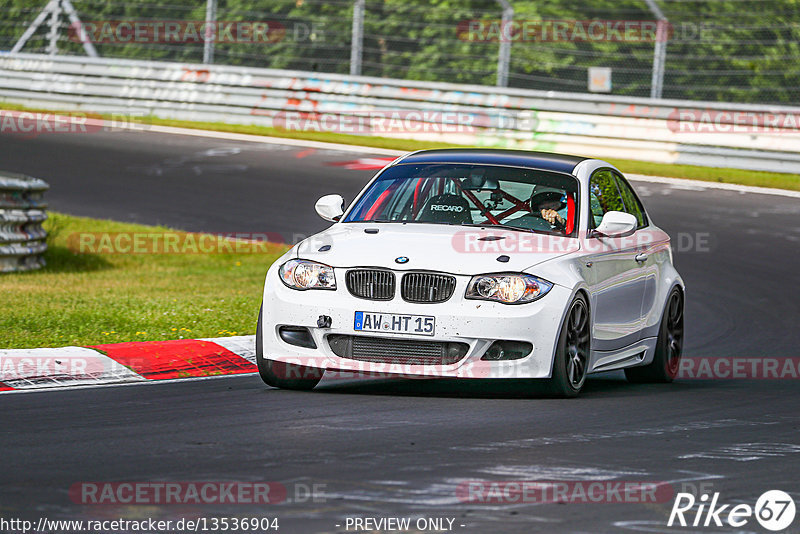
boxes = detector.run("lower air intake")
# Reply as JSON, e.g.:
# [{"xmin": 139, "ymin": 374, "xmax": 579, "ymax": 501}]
[{"xmin": 327, "ymin": 335, "xmax": 469, "ymax": 366}]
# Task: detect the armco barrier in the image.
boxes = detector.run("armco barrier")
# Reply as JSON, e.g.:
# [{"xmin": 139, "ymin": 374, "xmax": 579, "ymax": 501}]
[
  {"xmin": 0, "ymin": 172, "xmax": 49, "ymax": 273},
  {"xmin": 1, "ymin": 53, "xmax": 799, "ymax": 174}
]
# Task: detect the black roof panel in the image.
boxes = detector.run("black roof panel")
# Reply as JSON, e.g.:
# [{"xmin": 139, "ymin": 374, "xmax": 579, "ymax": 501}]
[{"xmin": 397, "ymin": 149, "xmax": 588, "ymax": 174}]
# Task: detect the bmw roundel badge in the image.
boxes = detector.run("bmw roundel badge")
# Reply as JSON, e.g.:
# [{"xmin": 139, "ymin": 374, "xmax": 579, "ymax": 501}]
[{"xmin": 395, "ymin": 256, "xmax": 409, "ymax": 264}]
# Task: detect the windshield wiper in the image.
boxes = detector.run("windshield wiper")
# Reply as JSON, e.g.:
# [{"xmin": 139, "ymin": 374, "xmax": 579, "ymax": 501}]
[
  {"xmin": 357, "ymin": 220, "xmax": 454, "ymax": 225},
  {"xmin": 461, "ymin": 223, "xmax": 537, "ymax": 234}
]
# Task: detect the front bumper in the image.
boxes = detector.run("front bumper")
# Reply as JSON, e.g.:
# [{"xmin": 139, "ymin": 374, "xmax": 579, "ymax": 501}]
[{"xmin": 261, "ymin": 263, "xmax": 570, "ymax": 379}]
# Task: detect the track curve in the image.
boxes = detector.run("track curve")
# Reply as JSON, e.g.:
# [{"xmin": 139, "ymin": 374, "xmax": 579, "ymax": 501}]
[{"xmin": 1, "ymin": 128, "xmax": 799, "ymax": 533}]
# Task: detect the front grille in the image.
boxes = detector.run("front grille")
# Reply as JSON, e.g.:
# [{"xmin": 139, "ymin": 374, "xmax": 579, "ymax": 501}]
[
  {"xmin": 346, "ymin": 269, "xmax": 395, "ymax": 300},
  {"xmin": 401, "ymin": 272, "xmax": 456, "ymax": 303},
  {"xmin": 328, "ymin": 335, "xmax": 469, "ymax": 366}
]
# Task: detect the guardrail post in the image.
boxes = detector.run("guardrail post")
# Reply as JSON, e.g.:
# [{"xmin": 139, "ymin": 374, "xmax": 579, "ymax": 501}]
[
  {"xmin": 203, "ymin": 0, "xmax": 217, "ymax": 64},
  {"xmin": 495, "ymin": 0, "xmax": 513, "ymax": 87},
  {"xmin": 0, "ymin": 173, "xmax": 49, "ymax": 273},
  {"xmin": 350, "ymin": 0, "xmax": 365, "ymax": 76},
  {"xmin": 644, "ymin": 0, "xmax": 667, "ymax": 99}
]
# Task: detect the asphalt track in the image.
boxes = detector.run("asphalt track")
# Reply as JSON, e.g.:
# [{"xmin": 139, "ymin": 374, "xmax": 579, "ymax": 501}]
[{"xmin": 1, "ymin": 128, "xmax": 800, "ymax": 533}]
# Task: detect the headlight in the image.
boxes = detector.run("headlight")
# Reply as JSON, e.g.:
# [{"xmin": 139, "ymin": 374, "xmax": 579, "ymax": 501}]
[
  {"xmin": 279, "ymin": 259, "xmax": 336, "ymax": 290},
  {"xmin": 466, "ymin": 273, "xmax": 552, "ymax": 304}
]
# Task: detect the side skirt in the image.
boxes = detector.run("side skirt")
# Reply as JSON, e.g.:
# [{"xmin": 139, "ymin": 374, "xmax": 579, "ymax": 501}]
[{"xmin": 588, "ymin": 337, "xmax": 658, "ymax": 373}]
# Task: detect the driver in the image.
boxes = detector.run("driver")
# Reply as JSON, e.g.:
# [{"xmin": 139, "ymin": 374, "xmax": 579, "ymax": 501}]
[{"xmin": 530, "ymin": 190, "xmax": 567, "ymax": 232}]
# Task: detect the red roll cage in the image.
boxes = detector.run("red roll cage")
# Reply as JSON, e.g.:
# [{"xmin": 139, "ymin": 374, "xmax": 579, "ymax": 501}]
[{"xmin": 371, "ymin": 176, "xmax": 576, "ymax": 234}]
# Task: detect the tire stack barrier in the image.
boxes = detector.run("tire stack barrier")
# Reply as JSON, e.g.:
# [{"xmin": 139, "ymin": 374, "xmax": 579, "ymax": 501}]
[{"xmin": 0, "ymin": 172, "xmax": 49, "ymax": 273}]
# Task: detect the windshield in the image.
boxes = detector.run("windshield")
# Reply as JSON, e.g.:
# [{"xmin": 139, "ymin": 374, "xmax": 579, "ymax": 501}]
[{"xmin": 344, "ymin": 163, "xmax": 580, "ymax": 237}]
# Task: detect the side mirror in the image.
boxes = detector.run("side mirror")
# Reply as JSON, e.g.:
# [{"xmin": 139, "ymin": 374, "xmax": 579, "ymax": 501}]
[
  {"xmin": 595, "ymin": 211, "xmax": 637, "ymax": 237},
  {"xmin": 315, "ymin": 194, "xmax": 345, "ymax": 222}
]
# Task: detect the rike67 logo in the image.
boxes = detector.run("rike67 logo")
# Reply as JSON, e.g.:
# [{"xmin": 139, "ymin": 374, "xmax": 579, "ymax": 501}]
[{"xmin": 668, "ymin": 490, "xmax": 796, "ymax": 531}]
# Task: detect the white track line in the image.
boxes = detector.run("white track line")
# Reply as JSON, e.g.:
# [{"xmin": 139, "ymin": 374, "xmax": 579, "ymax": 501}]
[
  {"xmin": 125, "ymin": 123, "xmax": 800, "ymax": 200},
  {"xmin": 627, "ymin": 173, "xmax": 800, "ymax": 199},
  {"xmin": 141, "ymin": 124, "xmax": 405, "ymax": 156}
]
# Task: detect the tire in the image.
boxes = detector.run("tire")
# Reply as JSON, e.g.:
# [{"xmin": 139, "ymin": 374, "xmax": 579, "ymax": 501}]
[
  {"xmin": 256, "ymin": 305, "xmax": 323, "ymax": 390},
  {"xmin": 545, "ymin": 294, "xmax": 591, "ymax": 398},
  {"xmin": 625, "ymin": 288, "xmax": 684, "ymax": 383}
]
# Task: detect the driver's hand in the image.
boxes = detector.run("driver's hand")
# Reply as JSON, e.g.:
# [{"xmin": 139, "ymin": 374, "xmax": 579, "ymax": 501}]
[{"xmin": 541, "ymin": 209, "xmax": 565, "ymax": 227}]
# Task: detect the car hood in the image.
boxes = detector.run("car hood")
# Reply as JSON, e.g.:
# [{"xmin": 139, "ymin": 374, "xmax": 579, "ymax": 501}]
[{"xmin": 293, "ymin": 223, "xmax": 579, "ymax": 275}]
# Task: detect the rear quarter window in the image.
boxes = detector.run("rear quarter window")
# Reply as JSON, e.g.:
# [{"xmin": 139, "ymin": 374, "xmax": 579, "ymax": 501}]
[{"xmin": 614, "ymin": 175, "xmax": 648, "ymax": 228}]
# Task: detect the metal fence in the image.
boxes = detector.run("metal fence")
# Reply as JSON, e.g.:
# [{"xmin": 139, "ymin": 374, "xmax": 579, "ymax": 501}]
[
  {"xmin": 0, "ymin": 172, "xmax": 48, "ymax": 273},
  {"xmin": 1, "ymin": 0, "xmax": 799, "ymax": 104},
  {"xmin": 2, "ymin": 53, "xmax": 800, "ymax": 174}
]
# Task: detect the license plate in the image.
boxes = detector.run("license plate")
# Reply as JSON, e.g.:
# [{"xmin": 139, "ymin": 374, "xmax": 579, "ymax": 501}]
[{"xmin": 354, "ymin": 311, "xmax": 435, "ymax": 336}]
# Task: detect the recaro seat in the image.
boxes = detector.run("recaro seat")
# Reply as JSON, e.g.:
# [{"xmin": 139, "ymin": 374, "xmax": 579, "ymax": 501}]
[{"xmin": 417, "ymin": 194, "xmax": 473, "ymax": 225}]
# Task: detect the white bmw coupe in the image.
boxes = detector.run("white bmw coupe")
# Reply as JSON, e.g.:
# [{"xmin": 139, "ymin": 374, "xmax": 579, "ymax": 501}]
[{"xmin": 257, "ymin": 149, "xmax": 684, "ymax": 397}]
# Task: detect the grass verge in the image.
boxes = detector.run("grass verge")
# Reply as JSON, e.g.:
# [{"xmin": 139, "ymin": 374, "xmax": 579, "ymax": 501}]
[
  {"xmin": 2, "ymin": 102, "xmax": 799, "ymax": 191},
  {"xmin": 0, "ymin": 213, "xmax": 288, "ymax": 349}
]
